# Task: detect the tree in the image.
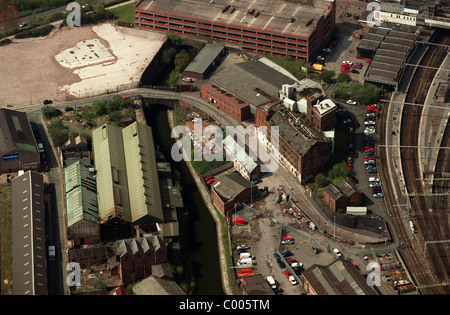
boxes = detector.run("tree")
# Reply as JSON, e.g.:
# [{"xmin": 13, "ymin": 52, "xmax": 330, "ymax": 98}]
[
  {"xmin": 92, "ymin": 100, "xmax": 107, "ymax": 116},
  {"xmin": 337, "ymin": 72, "xmax": 351, "ymax": 83},
  {"xmin": 314, "ymin": 173, "xmax": 330, "ymax": 188},
  {"xmin": 319, "ymin": 70, "xmax": 335, "ymax": 84},
  {"xmin": 174, "ymin": 49, "xmax": 191, "ymax": 73},
  {"xmin": 42, "ymin": 106, "xmax": 62, "ymax": 120}
]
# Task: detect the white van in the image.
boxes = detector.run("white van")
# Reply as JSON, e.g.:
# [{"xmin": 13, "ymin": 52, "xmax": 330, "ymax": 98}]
[
  {"xmin": 239, "ymin": 252, "xmax": 252, "ymax": 259},
  {"xmin": 237, "ymin": 258, "xmax": 252, "ymax": 266},
  {"xmin": 368, "ymin": 177, "xmax": 379, "ymax": 182},
  {"xmin": 266, "ymin": 276, "xmax": 277, "ymax": 289}
]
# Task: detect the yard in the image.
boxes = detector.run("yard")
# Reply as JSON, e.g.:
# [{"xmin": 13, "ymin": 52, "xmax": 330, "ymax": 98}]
[{"xmin": 110, "ymin": 1, "xmax": 137, "ymax": 23}]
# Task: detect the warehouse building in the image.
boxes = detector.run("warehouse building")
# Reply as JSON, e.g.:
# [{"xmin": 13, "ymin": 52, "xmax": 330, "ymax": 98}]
[
  {"xmin": 0, "ymin": 108, "xmax": 40, "ymax": 174},
  {"xmin": 301, "ymin": 260, "xmax": 377, "ymax": 295},
  {"xmin": 183, "ymin": 44, "xmax": 226, "ymax": 79},
  {"xmin": 92, "ymin": 122, "xmax": 166, "ymax": 226},
  {"xmin": 11, "ymin": 171, "xmax": 47, "ymax": 295},
  {"xmin": 211, "ymin": 173, "xmax": 257, "ymax": 214},
  {"xmin": 134, "ymin": 0, "xmax": 336, "ymax": 62},
  {"xmin": 65, "ymin": 160, "xmax": 100, "ymax": 245},
  {"xmin": 201, "ymin": 60, "xmax": 295, "ymax": 121}
]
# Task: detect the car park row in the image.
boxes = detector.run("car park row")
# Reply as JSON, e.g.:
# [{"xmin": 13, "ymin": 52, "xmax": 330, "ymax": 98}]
[{"xmin": 364, "ymin": 104, "xmax": 383, "ymax": 198}]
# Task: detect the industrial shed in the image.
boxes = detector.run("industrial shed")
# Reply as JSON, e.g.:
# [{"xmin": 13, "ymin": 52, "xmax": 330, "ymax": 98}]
[
  {"xmin": 183, "ymin": 44, "xmax": 226, "ymax": 79},
  {"xmin": 362, "ymin": 27, "xmax": 420, "ymax": 90}
]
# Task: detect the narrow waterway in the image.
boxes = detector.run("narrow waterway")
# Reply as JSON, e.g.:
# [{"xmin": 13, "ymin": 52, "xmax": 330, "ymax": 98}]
[{"xmin": 143, "ymin": 102, "xmax": 224, "ymax": 295}]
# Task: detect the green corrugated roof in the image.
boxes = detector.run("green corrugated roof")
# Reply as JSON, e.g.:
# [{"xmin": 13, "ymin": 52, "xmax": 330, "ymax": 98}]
[
  {"xmin": 122, "ymin": 122, "xmax": 164, "ymax": 224},
  {"xmin": 184, "ymin": 44, "xmax": 225, "ymax": 75},
  {"xmin": 92, "ymin": 123, "xmax": 131, "ymax": 222},
  {"xmin": 64, "ymin": 161, "xmax": 98, "ymax": 227}
]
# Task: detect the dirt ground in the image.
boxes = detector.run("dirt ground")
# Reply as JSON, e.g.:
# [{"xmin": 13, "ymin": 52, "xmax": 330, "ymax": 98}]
[{"xmin": 0, "ymin": 23, "xmax": 164, "ymax": 107}]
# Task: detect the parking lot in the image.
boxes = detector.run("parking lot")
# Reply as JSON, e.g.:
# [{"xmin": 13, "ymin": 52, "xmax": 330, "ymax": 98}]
[
  {"xmin": 229, "ymin": 159, "xmax": 389, "ymax": 295},
  {"xmin": 336, "ymin": 101, "xmax": 388, "ymax": 220}
]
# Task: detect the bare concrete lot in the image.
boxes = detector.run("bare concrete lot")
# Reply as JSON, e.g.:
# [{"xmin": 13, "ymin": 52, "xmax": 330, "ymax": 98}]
[{"xmin": 0, "ymin": 23, "xmax": 165, "ymax": 107}]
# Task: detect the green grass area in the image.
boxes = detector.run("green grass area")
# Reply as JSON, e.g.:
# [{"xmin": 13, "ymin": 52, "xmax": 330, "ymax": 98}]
[
  {"xmin": 110, "ymin": 1, "xmax": 136, "ymax": 23},
  {"xmin": 0, "ymin": 185, "xmax": 13, "ymax": 295}
]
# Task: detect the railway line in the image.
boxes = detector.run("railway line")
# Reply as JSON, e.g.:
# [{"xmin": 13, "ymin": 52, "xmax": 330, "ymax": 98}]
[{"xmin": 398, "ymin": 28, "xmax": 450, "ymax": 294}]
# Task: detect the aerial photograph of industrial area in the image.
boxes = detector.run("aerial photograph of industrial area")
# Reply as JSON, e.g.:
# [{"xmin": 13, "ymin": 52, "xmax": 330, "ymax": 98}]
[{"xmin": 0, "ymin": 0, "xmax": 448, "ymax": 304}]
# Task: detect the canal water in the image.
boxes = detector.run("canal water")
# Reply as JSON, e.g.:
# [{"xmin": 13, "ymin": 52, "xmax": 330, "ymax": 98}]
[{"xmin": 143, "ymin": 102, "xmax": 224, "ymax": 295}]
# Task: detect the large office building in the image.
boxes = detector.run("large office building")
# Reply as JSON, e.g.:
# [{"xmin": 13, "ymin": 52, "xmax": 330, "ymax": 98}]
[{"xmin": 134, "ymin": 0, "xmax": 336, "ymax": 62}]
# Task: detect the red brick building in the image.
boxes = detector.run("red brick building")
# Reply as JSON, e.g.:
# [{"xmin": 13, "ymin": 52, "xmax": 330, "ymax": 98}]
[
  {"xmin": 312, "ymin": 99, "xmax": 337, "ymax": 131},
  {"xmin": 67, "ymin": 245, "xmax": 115, "ymax": 268},
  {"xmin": 134, "ymin": 0, "xmax": 335, "ymax": 62},
  {"xmin": 111, "ymin": 236, "xmax": 167, "ymax": 285},
  {"xmin": 323, "ymin": 184, "xmax": 348, "ymax": 212},
  {"xmin": 211, "ymin": 173, "xmax": 257, "ymax": 214},
  {"xmin": 337, "ymin": 180, "xmax": 362, "ymax": 206},
  {"xmin": 256, "ymin": 104, "xmax": 331, "ymax": 184},
  {"xmin": 201, "ymin": 81, "xmax": 251, "ymax": 122}
]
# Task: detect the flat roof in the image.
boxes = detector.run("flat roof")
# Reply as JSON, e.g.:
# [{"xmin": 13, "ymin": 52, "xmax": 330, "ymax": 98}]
[{"xmin": 136, "ymin": 0, "xmax": 335, "ymax": 38}]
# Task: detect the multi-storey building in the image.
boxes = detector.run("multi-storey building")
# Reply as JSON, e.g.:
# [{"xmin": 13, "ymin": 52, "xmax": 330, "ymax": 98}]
[{"xmin": 134, "ymin": 0, "xmax": 336, "ymax": 62}]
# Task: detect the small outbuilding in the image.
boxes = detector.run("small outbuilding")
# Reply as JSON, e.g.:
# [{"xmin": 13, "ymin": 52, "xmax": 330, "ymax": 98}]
[{"xmin": 183, "ymin": 44, "xmax": 226, "ymax": 79}]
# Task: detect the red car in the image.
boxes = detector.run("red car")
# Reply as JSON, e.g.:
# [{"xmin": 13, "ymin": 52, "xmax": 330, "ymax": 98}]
[
  {"xmin": 348, "ymin": 163, "xmax": 353, "ymax": 170},
  {"xmin": 366, "ymin": 58, "xmax": 371, "ymax": 63},
  {"xmin": 351, "ymin": 64, "xmax": 362, "ymax": 69},
  {"xmin": 44, "ymin": 164, "xmax": 50, "ymax": 172},
  {"xmin": 341, "ymin": 67, "xmax": 350, "ymax": 72},
  {"xmin": 367, "ymin": 105, "xmax": 377, "ymax": 111}
]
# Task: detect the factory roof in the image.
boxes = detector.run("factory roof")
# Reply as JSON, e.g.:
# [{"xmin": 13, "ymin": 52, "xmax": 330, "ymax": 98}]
[
  {"xmin": 210, "ymin": 60, "xmax": 295, "ymax": 108},
  {"xmin": 136, "ymin": 0, "xmax": 335, "ymax": 38}
]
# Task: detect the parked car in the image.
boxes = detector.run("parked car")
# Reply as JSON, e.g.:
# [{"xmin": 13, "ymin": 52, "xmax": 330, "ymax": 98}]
[
  {"xmin": 281, "ymin": 251, "xmax": 293, "ymax": 258},
  {"xmin": 346, "ymin": 100, "xmax": 357, "ymax": 105},
  {"xmin": 369, "ymin": 177, "xmax": 380, "ymax": 182},
  {"xmin": 251, "ymin": 178, "xmax": 262, "ymax": 185},
  {"xmin": 351, "ymin": 69, "xmax": 360, "ymax": 74},
  {"xmin": 351, "ymin": 176, "xmax": 359, "ymax": 184},
  {"xmin": 64, "ymin": 107, "xmax": 74, "ymax": 112},
  {"xmin": 236, "ymin": 244, "xmax": 250, "ymax": 250},
  {"xmin": 333, "ymin": 248, "xmax": 342, "ymax": 258},
  {"xmin": 43, "ymin": 99, "xmax": 53, "ymax": 105},
  {"xmin": 370, "ymin": 182, "xmax": 381, "ymax": 188},
  {"xmin": 273, "ymin": 253, "xmax": 281, "ymax": 260},
  {"xmin": 283, "ymin": 270, "xmax": 297, "ymax": 285},
  {"xmin": 277, "ymin": 260, "xmax": 286, "ymax": 268}
]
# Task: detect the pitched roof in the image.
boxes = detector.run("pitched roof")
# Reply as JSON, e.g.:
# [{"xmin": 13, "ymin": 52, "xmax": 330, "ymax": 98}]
[
  {"xmin": 303, "ymin": 260, "xmax": 377, "ymax": 295},
  {"xmin": 0, "ymin": 108, "xmax": 37, "ymax": 154},
  {"xmin": 210, "ymin": 60, "xmax": 296, "ymax": 108},
  {"xmin": 184, "ymin": 44, "xmax": 225, "ymax": 75},
  {"xmin": 116, "ymin": 236, "xmax": 166, "ymax": 258},
  {"xmin": 212, "ymin": 173, "xmax": 253, "ymax": 202}
]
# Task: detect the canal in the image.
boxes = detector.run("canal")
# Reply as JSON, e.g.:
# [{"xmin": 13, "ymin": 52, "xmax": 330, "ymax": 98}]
[{"xmin": 143, "ymin": 101, "xmax": 225, "ymax": 295}]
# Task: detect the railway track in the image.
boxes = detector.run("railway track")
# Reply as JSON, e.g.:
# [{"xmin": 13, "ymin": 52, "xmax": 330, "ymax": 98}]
[{"xmin": 398, "ymin": 29, "xmax": 450, "ymax": 294}]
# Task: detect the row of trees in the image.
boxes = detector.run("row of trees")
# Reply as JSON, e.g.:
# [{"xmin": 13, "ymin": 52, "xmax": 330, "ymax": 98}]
[{"xmin": 91, "ymin": 94, "xmax": 133, "ymax": 117}]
